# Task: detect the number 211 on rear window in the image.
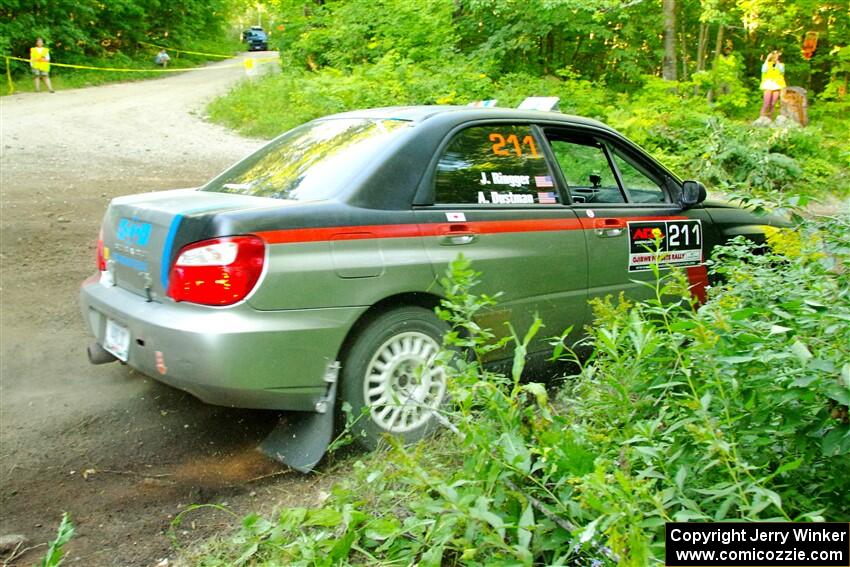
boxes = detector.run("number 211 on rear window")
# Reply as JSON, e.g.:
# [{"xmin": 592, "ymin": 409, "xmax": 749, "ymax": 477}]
[{"xmin": 489, "ymin": 133, "xmax": 539, "ymax": 158}]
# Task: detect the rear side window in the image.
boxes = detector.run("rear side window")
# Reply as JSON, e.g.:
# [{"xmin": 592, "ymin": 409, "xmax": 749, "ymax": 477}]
[
  {"xmin": 434, "ymin": 125, "xmax": 558, "ymax": 205},
  {"xmin": 203, "ymin": 118, "xmax": 412, "ymax": 201}
]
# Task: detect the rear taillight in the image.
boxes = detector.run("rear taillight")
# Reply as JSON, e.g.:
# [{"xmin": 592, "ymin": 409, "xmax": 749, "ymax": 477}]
[
  {"xmin": 96, "ymin": 228, "xmax": 106, "ymax": 271},
  {"xmin": 166, "ymin": 236, "xmax": 266, "ymax": 306}
]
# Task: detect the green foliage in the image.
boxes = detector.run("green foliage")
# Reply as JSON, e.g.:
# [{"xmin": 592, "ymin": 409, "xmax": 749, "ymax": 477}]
[
  {"xmin": 279, "ymin": 0, "xmax": 457, "ymax": 70},
  {"xmin": 189, "ymin": 216, "xmax": 850, "ymax": 565},
  {"xmin": 237, "ymin": 0, "xmax": 850, "ymax": 199},
  {"xmin": 690, "ymin": 53, "xmax": 751, "ymax": 116},
  {"xmin": 39, "ymin": 512, "xmax": 74, "ymax": 567},
  {"xmin": 210, "ymin": 1, "xmax": 850, "ymax": 200},
  {"xmin": 269, "ymin": 0, "xmax": 849, "ymax": 93},
  {"xmin": 210, "ymin": 61, "xmax": 849, "ymax": 199},
  {"xmin": 208, "ymin": 53, "xmax": 610, "ymax": 138},
  {"xmin": 821, "ymin": 46, "xmax": 850, "ymax": 101},
  {"xmin": 0, "ymin": 0, "xmax": 243, "ymax": 93},
  {"xmin": 595, "ymin": 76, "xmax": 849, "ymax": 198},
  {"xmin": 1, "ymin": 0, "xmax": 235, "ymax": 61}
]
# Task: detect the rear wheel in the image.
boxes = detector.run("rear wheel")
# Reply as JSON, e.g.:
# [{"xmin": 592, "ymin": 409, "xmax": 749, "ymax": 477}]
[{"xmin": 340, "ymin": 306, "xmax": 448, "ymax": 449}]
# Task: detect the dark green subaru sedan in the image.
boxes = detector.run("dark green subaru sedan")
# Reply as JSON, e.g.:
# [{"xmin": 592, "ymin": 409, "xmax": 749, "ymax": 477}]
[{"xmin": 80, "ymin": 105, "xmax": 784, "ymax": 468}]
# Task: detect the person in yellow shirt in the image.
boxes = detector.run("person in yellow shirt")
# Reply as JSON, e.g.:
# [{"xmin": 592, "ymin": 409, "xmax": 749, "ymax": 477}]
[
  {"xmin": 758, "ymin": 50, "xmax": 785, "ymax": 120},
  {"xmin": 30, "ymin": 37, "xmax": 55, "ymax": 93}
]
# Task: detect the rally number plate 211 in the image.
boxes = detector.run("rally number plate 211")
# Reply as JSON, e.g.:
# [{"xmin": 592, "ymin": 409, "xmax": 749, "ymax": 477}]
[{"xmin": 627, "ymin": 219, "xmax": 703, "ymax": 272}]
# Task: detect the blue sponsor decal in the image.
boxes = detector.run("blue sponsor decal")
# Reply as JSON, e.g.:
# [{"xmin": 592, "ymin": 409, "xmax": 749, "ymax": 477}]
[
  {"xmin": 161, "ymin": 214, "xmax": 184, "ymax": 288},
  {"xmin": 113, "ymin": 253, "xmax": 149, "ymax": 272},
  {"xmin": 117, "ymin": 218, "xmax": 152, "ymax": 247}
]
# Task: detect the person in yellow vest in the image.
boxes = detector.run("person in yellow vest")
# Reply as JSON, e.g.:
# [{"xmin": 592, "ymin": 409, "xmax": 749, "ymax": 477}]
[
  {"xmin": 758, "ymin": 50, "xmax": 785, "ymax": 120},
  {"xmin": 30, "ymin": 37, "xmax": 55, "ymax": 93}
]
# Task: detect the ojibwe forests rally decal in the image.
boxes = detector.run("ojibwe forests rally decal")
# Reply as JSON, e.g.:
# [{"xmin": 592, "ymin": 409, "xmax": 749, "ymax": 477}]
[{"xmin": 628, "ymin": 219, "xmax": 703, "ymax": 272}]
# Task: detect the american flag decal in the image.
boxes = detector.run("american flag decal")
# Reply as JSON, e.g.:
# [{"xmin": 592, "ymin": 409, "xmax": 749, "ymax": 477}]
[
  {"xmin": 537, "ymin": 192, "xmax": 557, "ymax": 204},
  {"xmin": 534, "ymin": 175, "xmax": 554, "ymax": 188}
]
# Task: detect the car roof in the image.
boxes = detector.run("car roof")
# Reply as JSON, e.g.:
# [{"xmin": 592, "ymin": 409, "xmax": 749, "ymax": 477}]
[{"xmin": 318, "ymin": 105, "xmax": 612, "ymax": 131}]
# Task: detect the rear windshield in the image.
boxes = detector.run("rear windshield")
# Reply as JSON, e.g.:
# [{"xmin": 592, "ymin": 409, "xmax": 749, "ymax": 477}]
[{"xmin": 203, "ymin": 118, "xmax": 412, "ymax": 201}]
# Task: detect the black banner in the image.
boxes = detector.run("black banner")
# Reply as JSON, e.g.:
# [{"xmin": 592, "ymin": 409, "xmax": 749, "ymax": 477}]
[{"xmin": 666, "ymin": 523, "xmax": 850, "ymax": 566}]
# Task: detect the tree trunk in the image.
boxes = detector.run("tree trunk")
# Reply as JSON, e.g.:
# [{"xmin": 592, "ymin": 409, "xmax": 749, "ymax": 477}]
[
  {"xmin": 545, "ymin": 31, "xmax": 554, "ymax": 75},
  {"xmin": 706, "ymin": 24, "xmax": 725, "ymax": 103},
  {"xmin": 696, "ymin": 22, "xmax": 708, "ymax": 71},
  {"xmin": 662, "ymin": 0, "xmax": 677, "ymax": 81},
  {"xmin": 712, "ymin": 24, "xmax": 725, "ymax": 67},
  {"xmin": 571, "ymin": 35, "xmax": 584, "ymax": 68}
]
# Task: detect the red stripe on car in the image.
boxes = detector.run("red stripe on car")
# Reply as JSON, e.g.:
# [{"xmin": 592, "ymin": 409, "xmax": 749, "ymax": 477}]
[
  {"xmin": 256, "ymin": 224, "xmax": 422, "ymax": 244},
  {"xmin": 256, "ymin": 215, "xmax": 688, "ymax": 244}
]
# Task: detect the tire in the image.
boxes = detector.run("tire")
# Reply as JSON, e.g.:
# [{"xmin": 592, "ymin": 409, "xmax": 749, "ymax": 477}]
[{"xmin": 340, "ymin": 306, "xmax": 449, "ymax": 450}]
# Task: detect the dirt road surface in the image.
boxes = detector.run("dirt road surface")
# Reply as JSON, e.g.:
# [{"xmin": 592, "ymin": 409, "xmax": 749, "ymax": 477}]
[{"xmin": 0, "ymin": 53, "xmax": 335, "ymax": 566}]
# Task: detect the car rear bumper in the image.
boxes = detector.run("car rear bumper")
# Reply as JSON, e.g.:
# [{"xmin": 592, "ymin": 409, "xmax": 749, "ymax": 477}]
[{"xmin": 80, "ymin": 275, "xmax": 366, "ymax": 411}]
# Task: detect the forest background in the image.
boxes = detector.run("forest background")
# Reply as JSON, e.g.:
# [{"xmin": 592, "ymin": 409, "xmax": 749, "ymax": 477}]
[
  {"xmin": 3, "ymin": 0, "xmax": 849, "ymax": 565},
  {"xmin": 2, "ymin": 0, "xmax": 848, "ymax": 199}
]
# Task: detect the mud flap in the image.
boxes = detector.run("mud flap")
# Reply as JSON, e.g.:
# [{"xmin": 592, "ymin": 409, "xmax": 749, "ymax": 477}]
[{"xmin": 258, "ymin": 362, "xmax": 339, "ymax": 473}]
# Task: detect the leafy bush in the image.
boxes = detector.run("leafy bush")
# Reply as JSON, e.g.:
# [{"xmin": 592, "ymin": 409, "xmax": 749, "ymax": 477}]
[
  {"xmin": 690, "ymin": 53, "xmax": 751, "ymax": 117},
  {"xmin": 282, "ymin": 0, "xmax": 457, "ymax": 71},
  {"xmin": 189, "ymin": 214, "xmax": 849, "ymax": 566},
  {"xmin": 599, "ymin": 79, "xmax": 849, "ymax": 197}
]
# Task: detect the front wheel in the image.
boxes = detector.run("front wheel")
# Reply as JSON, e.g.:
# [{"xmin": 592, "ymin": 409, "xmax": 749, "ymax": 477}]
[{"xmin": 340, "ymin": 306, "xmax": 449, "ymax": 449}]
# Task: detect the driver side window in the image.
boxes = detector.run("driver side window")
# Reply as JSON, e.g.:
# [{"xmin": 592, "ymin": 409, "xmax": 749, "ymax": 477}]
[
  {"xmin": 610, "ymin": 149, "xmax": 667, "ymax": 203},
  {"xmin": 549, "ymin": 138, "xmax": 625, "ymax": 204}
]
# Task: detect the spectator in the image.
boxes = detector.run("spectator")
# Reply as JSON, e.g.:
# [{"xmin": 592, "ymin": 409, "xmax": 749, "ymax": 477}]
[
  {"xmin": 154, "ymin": 48, "xmax": 171, "ymax": 68},
  {"xmin": 759, "ymin": 50, "xmax": 786, "ymax": 120},
  {"xmin": 30, "ymin": 37, "xmax": 55, "ymax": 93}
]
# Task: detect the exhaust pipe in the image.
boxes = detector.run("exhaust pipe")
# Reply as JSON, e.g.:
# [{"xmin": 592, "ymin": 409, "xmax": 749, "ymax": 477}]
[{"xmin": 88, "ymin": 343, "xmax": 118, "ymax": 365}]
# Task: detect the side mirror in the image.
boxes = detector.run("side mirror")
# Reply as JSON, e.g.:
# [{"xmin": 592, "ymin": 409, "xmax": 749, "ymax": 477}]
[{"xmin": 681, "ymin": 180, "xmax": 707, "ymax": 207}]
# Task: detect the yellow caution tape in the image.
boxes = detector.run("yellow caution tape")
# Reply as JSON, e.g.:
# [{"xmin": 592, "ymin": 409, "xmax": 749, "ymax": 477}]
[
  {"xmin": 3, "ymin": 54, "xmax": 277, "ymax": 74},
  {"xmin": 5, "ymin": 56, "xmax": 14, "ymax": 94},
  {"xmin": 138, "ymin": 41, "xmax": 235, "ymax": 60}
]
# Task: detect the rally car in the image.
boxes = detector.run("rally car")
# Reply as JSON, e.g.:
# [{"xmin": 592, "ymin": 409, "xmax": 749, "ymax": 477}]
[{"xmin": 80, "ymin": 103, "xmax": 786, "ymax": 470}]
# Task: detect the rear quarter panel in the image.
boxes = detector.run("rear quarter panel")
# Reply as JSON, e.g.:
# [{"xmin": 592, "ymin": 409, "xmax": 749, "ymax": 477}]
[{"xmin": 244, "ymin": 210, "xmax": 436, "ymax": 311}]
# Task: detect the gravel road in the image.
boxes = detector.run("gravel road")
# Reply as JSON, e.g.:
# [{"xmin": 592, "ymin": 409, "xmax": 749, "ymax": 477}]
[{"xmin": 0, "ymin": 53, "xmax": 334, "ymax": 566}]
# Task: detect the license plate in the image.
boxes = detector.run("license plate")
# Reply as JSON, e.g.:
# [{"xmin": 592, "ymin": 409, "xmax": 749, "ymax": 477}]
[{"xmin": 104, "ymin": 318, "xmax": 131, "ymax": 362}]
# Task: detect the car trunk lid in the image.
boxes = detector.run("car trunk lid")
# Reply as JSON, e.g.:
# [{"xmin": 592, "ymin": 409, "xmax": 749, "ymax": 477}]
[{"xmin": 100, "ymin": 189, "xmax": 288, "ymax": 301}]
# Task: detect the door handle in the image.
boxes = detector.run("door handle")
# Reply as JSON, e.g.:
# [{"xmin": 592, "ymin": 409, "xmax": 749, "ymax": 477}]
[
  {"xmin": 593, "ymin": 218, "xmax": 626, "ymax": 238},
  {"xmin": 439, "ymin": 224, "xmax": 478, "ymax": 246}
]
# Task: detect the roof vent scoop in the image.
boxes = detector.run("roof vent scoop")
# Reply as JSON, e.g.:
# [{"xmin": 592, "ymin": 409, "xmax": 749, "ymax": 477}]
[{"xmin": 517, "ymin": 96, "xmax": 560, "ymax": 112}]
